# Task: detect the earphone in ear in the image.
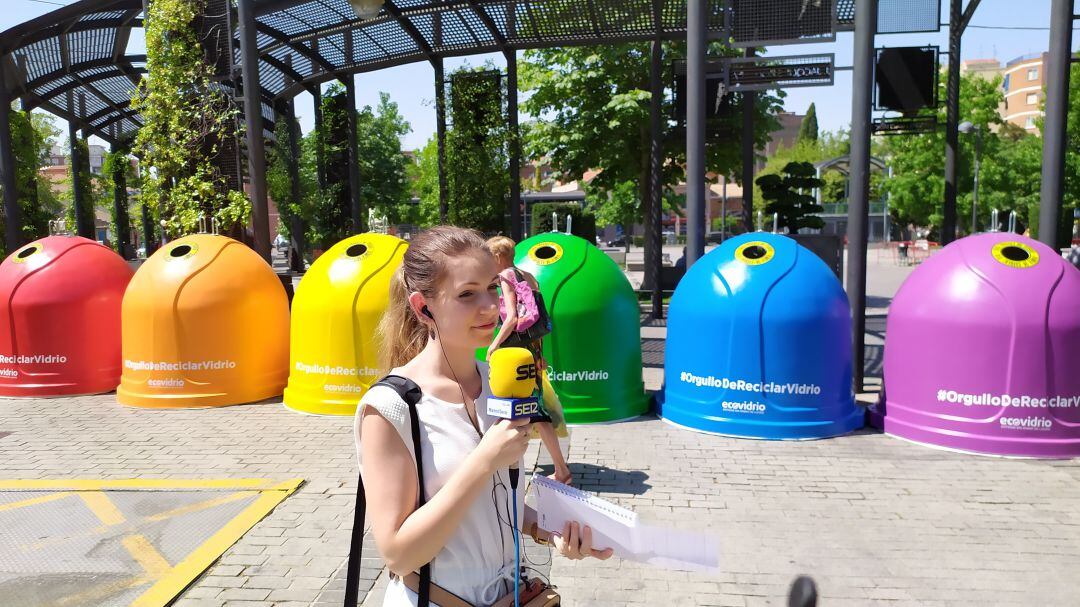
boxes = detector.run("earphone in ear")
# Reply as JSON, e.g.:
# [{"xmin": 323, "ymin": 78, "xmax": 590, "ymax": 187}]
[{"xmin": 421, "ymin": 306, "xmax": 433, "ymax": 320}]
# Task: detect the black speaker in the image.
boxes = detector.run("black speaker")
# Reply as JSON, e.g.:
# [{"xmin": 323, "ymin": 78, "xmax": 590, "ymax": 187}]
[{"xmin": 875, "ymin": 47, "xmax": 937, "ymax": 113}]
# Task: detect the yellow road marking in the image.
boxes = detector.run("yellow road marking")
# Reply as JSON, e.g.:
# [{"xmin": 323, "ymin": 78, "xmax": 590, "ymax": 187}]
[
  {"xmin": 79, "ymin": 492, "xmax": 126, "ymax": 526},
  {"xmin": 146, "ymin": 490, "xmax": 256, "ymax": 522},
  {"xmin": 53, "ymin": 574, "xmax": 151, "ymax": 607},
  {"xmin": 0, "ymin": 491, "xmax": 72, "ymax": 513},
  {"xmin": 0, "ymin": 478, "xmax": 303, "ymax": 491},
  {"xmin": 131, "ymin": 481, "xmax": 302, "ymax": 607},
  {"xmin": 122, "ymin": 534, "xmax": 172, "ymax": 577}
]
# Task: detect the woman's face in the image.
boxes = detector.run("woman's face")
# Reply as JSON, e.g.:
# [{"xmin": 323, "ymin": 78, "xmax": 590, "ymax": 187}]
[{"xmin": 426, "ymin": 250, "xmax": 501, "ymax": 349}]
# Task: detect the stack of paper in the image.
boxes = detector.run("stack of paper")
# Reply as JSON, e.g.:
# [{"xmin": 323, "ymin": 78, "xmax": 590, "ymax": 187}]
[{"xmin": 531, "ymin": 476, "xmax": 720, "ymax": 572}]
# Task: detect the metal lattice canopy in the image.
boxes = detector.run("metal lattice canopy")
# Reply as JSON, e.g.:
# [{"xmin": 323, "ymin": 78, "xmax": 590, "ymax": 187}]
[{"xmin": 0, "ymin": 0, "xmax": 943, "ymax": 144}]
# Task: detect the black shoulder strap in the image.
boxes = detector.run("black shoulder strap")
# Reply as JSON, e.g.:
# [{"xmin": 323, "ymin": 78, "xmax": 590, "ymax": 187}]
[{"xmin": 344, "ymin": 375, "xmax": 431, "ymax": 607}]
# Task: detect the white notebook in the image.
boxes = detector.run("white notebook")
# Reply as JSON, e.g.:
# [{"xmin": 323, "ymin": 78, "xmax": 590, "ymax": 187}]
[{"xmin": 531, "ymin": 475, "xmax": 720, "ymax": 572}]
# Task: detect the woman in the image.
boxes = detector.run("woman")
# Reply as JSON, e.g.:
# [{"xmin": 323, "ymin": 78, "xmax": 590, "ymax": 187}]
[{"xmin": 356, "ymin": 226, "xmax": 611, "ymax": 606}]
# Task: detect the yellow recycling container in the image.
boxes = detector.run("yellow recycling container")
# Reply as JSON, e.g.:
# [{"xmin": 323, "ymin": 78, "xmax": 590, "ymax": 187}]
[
  {"xmin": 283, "ymin": 233, "xmax": 407, "ymax": 415},
  {"xmin": 118, "ymin": 234, "xmax": 290, "ymax": 408}
]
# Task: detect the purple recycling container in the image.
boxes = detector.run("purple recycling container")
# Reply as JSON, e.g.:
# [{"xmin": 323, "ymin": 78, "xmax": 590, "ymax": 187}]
[{"xmin": 870, "ymin": 233, "xmax": 1080, "ymax": 458}]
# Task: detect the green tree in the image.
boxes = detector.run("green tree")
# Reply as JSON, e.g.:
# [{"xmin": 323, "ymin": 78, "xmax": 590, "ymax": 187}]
[
  {"xmin": 797, "ymin": 102, "xmax": 818, "ymax": 144},
  {"xmin": 2, "ymin": 109, "xmax": 63, "ymax": 251},
  {"xmin": 132, "ymin": 0, "xmax": 248, "ymax": 238},
  {"xmin": 410, "ymin": 136, "xmax": 441, "ymax": 227},
  {"xmin": 756, "ymin": 161, "xmax": 824, "ymax": 233},
  {"xmin": 61, "ymin": 137, "xmax": 100, "ymax": 237},
  {"xmin": 879, "ymin": 71, "xmax": 1005, "ymax": 235},
  {"xmin": 521, "ymin": 42, "xmax": 782, "ymax": 260},
  {"xmin": 356, "ymin": 93, "xmax": 412, "ymax": 225},
  {"xmin": 101, "ymin": 148, "xmax": 138, "ymax": 255},
  {"xmin": 446, "ymin": 66, "xmax": 510, "ymax": 233}
]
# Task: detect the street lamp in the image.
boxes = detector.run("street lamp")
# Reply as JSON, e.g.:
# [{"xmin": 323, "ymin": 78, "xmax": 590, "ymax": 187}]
[
  {"xmin": 958, "ymin": 121, "xmax": 983, "ymax": 234},
  {"xmin": 347, "ymin": 0, "xmax": 384, "ymax": 19}
]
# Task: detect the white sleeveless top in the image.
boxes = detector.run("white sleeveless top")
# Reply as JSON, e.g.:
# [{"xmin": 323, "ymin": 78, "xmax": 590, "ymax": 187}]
[{"xmin": 354, "ymin": 362, "xmax": 525, "ymax": 607}]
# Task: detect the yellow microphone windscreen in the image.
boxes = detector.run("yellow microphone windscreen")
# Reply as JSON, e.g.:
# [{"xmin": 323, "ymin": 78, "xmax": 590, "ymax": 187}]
[{"xmin": 489, "ymin": 347, "xmax": 538, "ymax": 399}]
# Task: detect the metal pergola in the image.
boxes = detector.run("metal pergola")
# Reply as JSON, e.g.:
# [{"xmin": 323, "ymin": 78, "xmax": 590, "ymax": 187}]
[{"xmin": 3, "ymin": 0, "xmax": 1066, "ymax": 397}]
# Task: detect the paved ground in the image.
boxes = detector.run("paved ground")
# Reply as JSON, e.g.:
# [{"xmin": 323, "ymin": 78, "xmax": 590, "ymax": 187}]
[{"xmin": 4, "ymin": 249, "xmax": 1080, "ymax": 606}]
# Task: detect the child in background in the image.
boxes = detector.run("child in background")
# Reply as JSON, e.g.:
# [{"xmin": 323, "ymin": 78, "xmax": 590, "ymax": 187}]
[{"xmin": 485, "ymin": 236, "xmax": 572, "ymax": 485}]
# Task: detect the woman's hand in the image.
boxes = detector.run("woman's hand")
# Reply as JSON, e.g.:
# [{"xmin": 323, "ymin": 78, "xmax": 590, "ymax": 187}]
[
  {"xmin": 552, "ymin": 521, "xmax": 614, "ymax": 561},
  {"xmin": 476, "ymin": 417, "xmax": 532, "ymax": 472}
]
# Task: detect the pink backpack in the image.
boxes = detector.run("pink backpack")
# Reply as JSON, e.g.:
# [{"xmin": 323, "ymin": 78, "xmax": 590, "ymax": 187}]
[{"xmin": 498, "ymin": 268, "xmax": 541, "ymax": 331}]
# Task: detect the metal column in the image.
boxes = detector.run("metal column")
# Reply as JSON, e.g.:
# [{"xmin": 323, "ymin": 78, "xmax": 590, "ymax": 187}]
[
  {"xmin": 506, "ymin": 50, "xmax": 522, "ymax": 240},
  {"xmin": 942, "ymin": 0, "xmax": 962, "ymax": 245},
  {"xmin": 685, "ymin": 0, "xmax": 706, "ymax": 267},
  {"xmin": 237, "ymin": 0, "xmax": 272, "ymax": 261},
  {"xmin": 285, "ymin": 97, "xmax": 308, "ymax": 271},
  {"xmin": 67, "ymin": 95, "xmax": 91, "ymax": 239},
  {"xmin": 648, "ymin": 37, "xmax": 664, "ymax": 318},
  {"xmin": 434, "ymin": 59, "xmax": 449, "ymax": 224},
  {"xmin": 111, "ymin": 143, "xmax": 132, "ymax": 258},
  {"xmin": 741, "ymin": 51, "xmax": 756, "ymax": 233},
  {"xmin": 1038, "ymin": 0, "xmax": 1075, "ymax": 248},
  {"xmin": 0, "ymin": 81, "xmax": 20, "ymax": 251},
  {"xmin": 846, "ymin": 0, "xmax": 877, "ymax": 393},
  {"xmin": 312, "ymin": 86, "xmax": 326, "ymax": 190},
  {"xmin": 344, "ymin": 74, "xmax": 363, "ymax": 233}
]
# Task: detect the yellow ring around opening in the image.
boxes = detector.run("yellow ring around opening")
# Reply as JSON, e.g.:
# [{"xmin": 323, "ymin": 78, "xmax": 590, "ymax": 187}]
[
  {"xmin": 735, "ymin": 241, "xmax": 775, "ymax": 266},
  {"xmin": 528, "ymin": 242, "xmax": 564, "ymax": 266},
  {"xmin": 11, "ymin": 244, "xmax": 42, "ymax": 263},
  {"xmin": 991, "ymin": 241, "xmax": 1039, "ymax": 269},
  {"xmin": 165, "ymin": 242, "xmax": 199, "ymax": 261}
]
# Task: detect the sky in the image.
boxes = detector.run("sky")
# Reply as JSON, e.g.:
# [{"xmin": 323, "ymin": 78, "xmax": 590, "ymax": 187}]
[{"xmin": 4, "ymin": 0, "xmax": 1079, "ymax": 152}]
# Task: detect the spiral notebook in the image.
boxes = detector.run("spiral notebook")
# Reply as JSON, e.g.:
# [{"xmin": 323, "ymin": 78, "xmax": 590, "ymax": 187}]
[{"xmin": 532, "ymin": 476, "xmax": 720, "ymax": 572}]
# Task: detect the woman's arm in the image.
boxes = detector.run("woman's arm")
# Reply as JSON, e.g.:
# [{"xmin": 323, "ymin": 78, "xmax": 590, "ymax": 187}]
[{"xmin": 361, "ymin": 408, "xmax": 498, "ymax": 575}]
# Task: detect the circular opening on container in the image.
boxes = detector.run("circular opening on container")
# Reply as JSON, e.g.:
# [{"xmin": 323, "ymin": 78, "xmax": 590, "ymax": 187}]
[
  {"xmin": 534, "ymin": 246, "xmax": 558, "ymax": 260},
  {"xmin": 16, "ymin": 246, "xmax": 37, "ymax": 259},
  {"xmin": 735, "ymin": 241, "xmax": 775, "ymax": 266},
  {"xmin": 743, "ymin": 245, "xmax": 767, "ymax": 260},
  {"xmin": 991, "ymin": 241, "xmax": 1039, "ymax": 269},
  {"xmin": 1000, "ymin": 246, "xmax": 1029, "ymax": 262},
  {"xmin": 527, "ymin": 242, "xmax": 564, "ymax": 266},
  {"xmin": 346, "ymin": 243, "xmax": 368, "ymax": 258},
  {"xmin": 170, "ymin": 244, "xmax": 193, "ymax": 258}
]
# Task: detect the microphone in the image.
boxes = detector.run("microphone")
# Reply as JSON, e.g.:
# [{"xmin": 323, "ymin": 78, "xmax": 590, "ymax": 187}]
[
  {"xmin": 486, "ymin": 347, "xmax": 540, "ymax": 607},
  {"xmin": 487, "ymin": 347, "xmax": 541, "ymax": 427}
]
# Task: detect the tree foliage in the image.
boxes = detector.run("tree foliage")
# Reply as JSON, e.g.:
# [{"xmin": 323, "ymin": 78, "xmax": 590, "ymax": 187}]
[
  {"xmin": 756, "ymin": 161, "xmax": 824, "ymax": 234},
  {"xmin": 132, "ymin": 0, "xmax": 248, "ymax": 238},
  {"xmin": 2, "ymin": 109, "xmax": 62, "ymax": 252},
  {"xmin": 446, "ymin": 67, "xmax": 510, "ymax": 233},
  {"xmin": 61, "ymin": 137, "xmax": 100, "ymax": 237},
  {"xmin": 797, "ymin": 102, "xmax": 818, "ymax": 144}
]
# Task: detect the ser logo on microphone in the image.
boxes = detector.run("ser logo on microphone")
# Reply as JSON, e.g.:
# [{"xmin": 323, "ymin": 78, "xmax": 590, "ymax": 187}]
[{"xmin": 515, "ymin": 362, "xmax": 538, "ymax": 381}]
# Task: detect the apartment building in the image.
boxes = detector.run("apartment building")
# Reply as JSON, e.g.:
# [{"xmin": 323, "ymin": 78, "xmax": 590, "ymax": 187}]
[{"xmin": 1002, "ymin": 53, "xmax": 1047, "ymax": 132}]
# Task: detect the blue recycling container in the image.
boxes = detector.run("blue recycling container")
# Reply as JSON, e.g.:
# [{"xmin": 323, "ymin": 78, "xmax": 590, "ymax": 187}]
[{"xmin": 659, "ymin": 233, "xmax": 863, "ymax": 439}]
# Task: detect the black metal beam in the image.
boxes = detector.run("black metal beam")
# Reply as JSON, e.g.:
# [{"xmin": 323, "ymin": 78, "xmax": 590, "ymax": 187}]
[
  {"xmin": 284, "ymin": 95, "xmax": 307, "ymax": 271},
  {"xmin": 847, "ymin": 0, "xmax": 877, "ymax": 393},
  {"xmin": 506, "ymin": 49, "xmax": 522, "ymax": 239},
  {"xmin": 958, "ymin": 0, "xmax": 983, "ymax": 32},
  {"xmin": 68, "ymin": 91, "xmax": 92, "ymax": 239},
  {"xmin": 0, "ymin": 11, "xmax": 142, "ymax": 56},
  {"xmin": 255, "ymin": 22, "xmax": 337, "ymax": 74},
  {"xmin": 466, "ymin": 0, "xmax": 511, "ymax": 48},
  {"xmin": 238, "ymin": 0, "xmax": 273, "ymax": 261},
  {"xmin": 434, "ymin": 58, "xmax": 448, "ymax": 223},
  {"xmin": 685, "ymin": 0, "xmax": 706, "ymax": 267},
  {"xmin": 23, "ymin": 65, "xmax": 145, "ymax": 111},
  {"xmin": 312, "ymin": 81, "xmax": 326, "ymax": 189},
  {"xmin": 384, "ymin": 0, "xmax": 437, "ymax": 60},
  {"xmin": 344, "ymin": 72, "xmax": 363, "ymax": 232},
  {"xmin": 111, "ymin": 140, "xmax": 133, "ymax": 258},
  {"xmin": 942, "ymin": 0, "xmax": 962, "ymax": 244},
  {"xmin": 21, "ymin": 55, "xmax": 147, "ymax": 93},
  {"xmin": 0, "ymin": 80, "xmax": 21, "ymax": 251},
  {"xmin": 1038, "ymin": 0, "xmax": 1075, "ymax": 248},
  {"xmin": 741, "ymin": 49, "xmax": 756, "ymax": 232},
  {"xmin": 648, "ymin": 33, "xmax": 663, "ymax": 319}
]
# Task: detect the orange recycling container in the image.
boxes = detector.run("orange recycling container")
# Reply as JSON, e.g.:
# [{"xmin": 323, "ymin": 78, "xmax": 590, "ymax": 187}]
[{"xmin": 117, "ymin": 234, "xmax": 289, "ymax": 408}]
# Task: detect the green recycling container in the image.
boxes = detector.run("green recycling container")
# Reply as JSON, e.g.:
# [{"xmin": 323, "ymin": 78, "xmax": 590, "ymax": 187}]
[{"xmin": 514, "ymin": 233, "xmax": 648, "ymax": 423}]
